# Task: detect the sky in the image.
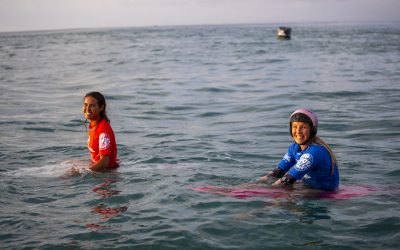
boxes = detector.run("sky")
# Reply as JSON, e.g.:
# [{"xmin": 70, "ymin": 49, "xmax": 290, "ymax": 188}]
[{"xmin": 0, "ymin": 0, "xmax": 399, "ymax": 32}]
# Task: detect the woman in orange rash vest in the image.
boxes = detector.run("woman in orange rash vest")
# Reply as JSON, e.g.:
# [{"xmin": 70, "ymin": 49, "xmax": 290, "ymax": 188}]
[{"xmin": 83, "ymin": 91, "xmax": 118, "ymax": 171}]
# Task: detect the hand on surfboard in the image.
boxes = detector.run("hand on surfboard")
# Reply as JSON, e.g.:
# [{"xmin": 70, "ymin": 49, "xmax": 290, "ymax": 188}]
[
  {"xmin": 271, "ymin": 178, "xmax": 285, "ymax": 187},
  {"xmin": 258, "ymin": 171, "xmax": 274, "ymax": 183}
]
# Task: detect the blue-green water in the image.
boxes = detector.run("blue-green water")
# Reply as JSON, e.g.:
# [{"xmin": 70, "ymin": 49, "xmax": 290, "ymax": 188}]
[{"xmin": 1, "ymin": 23, "xmax": 399, "ymax": 249}]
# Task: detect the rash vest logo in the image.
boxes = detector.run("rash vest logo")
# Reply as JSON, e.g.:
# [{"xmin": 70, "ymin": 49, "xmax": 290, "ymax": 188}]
[
  {"xmin": 283, "ymin": 153, "xmax": 291, "ymax": 162},
  {"xmin": 99, "ymin": 133, "xmax": 111, "ymax": 150},
  {"xmin": 294, "ymin": 153, "xmax": 313, "ymax": 171}
]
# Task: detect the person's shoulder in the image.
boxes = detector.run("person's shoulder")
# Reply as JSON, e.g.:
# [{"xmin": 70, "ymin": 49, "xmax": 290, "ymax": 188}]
[
  {"xmin": 98, "ymin": 119, "xmax": 114, "ymax": 132},
  {"xmin": 287, "ymin": 143, "xmax": 299, "ymax": 152},
  {"xmin": 308, "ymin": 144, "xmax": 329, "ymax": 155}
]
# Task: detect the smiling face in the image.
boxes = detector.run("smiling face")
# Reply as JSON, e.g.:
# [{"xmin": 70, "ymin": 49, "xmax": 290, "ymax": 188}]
[
  {"xmin": 83, "ymin": 96, "xmax": 104, "ymax": 123},
  {"xmin": 291, "ymin": 121, "xmax": 312, "ymax": 149}
]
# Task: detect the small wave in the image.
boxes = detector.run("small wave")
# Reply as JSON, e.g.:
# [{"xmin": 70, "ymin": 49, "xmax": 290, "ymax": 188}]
[
  {"xmin": 1, "ymin": 65, "xmax": 14, "ymax": 70},
  {"xmin": 197, "ymin": 112, "xmax": 224, "ymax": 117},
  {"xmin": 144, "ymin": 132, "xmax": 176, "ymax": 138},
  {"xmin": 23, "ymin": 127, "xmax": 55, "ymax": 132},
  {"xmin": 194, "ymin": 87, "xmax": 236, "ymax": 93},
  {"xmin": 260, "ymin": 58, "xmax": 288, "ymax": 63},
  {"xmin": 306, "ymin": 90, "xmax": 368, "ymax": 98},
  {"xmin": 255, "ymin": 49, "xmax": 267, "ymax": 54},
  {"xmin": 165, "ymin": 105, "xmax": 196, "ymax": 112}
]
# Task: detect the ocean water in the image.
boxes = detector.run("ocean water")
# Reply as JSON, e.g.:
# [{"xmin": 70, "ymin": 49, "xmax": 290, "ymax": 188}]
[{"xmin": 1, "ymin": 23, "xmax": 400, "ymax": 249}]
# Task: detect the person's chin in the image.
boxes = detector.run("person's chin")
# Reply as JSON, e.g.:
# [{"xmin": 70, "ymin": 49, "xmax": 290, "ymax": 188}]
[{"xmin": 294, "ymin": 138, "xmax": 307, "ymax": 145}]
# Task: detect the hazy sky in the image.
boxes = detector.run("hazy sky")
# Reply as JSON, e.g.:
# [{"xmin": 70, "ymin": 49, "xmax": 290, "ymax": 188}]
[{"xmin": 1, "ymin": 0, "xmax": 399, "ymax": 32}]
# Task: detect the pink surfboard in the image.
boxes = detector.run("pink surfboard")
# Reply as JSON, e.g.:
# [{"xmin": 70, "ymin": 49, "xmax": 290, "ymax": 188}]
[{"xmin": 191, "ymin": 185, "xmax": 378, "ymax": 200}]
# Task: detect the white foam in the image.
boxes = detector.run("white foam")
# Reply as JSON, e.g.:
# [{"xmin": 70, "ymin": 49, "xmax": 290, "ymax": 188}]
[
  {"xmin": 118, "ymin": 162, "xmax": 201, "ymax": 173},
  {"xmin": 8, "ymin": 160, "xmax": 91, "ymax": 178},
  {"xmin": 7, "ymin": 161, "xmax": 200, "ymax": 177}
]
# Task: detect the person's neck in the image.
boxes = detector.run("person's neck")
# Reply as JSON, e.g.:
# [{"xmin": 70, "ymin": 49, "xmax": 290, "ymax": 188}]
[
  {"xmin": 299, "ymin": 137, "xmax": 315, "ymax": 151},
  {"xmin": 89, "ymin": 118, "xmax": 101, "ymax": 128},
  {"xmin": 299, "ymin": 143, "xmax": 310, "ymax": 151}
]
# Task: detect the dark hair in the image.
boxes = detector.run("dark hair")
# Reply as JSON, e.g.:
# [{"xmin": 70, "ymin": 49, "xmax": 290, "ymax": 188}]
[{"xmin": 84, "ymin": 91, "xmax": 110, "ymax": 123}]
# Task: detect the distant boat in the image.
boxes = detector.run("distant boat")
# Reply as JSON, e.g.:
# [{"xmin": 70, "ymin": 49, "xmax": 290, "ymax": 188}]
[{"xmin": 277, "ymin": 27, "xmax": 291, "ymax": 39}]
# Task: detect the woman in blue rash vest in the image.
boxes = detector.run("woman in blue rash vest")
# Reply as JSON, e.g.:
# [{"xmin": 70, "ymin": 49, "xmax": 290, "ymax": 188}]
[{"xmin": 259, "ymin": 109, "xmax": 339, "ymax": 191}]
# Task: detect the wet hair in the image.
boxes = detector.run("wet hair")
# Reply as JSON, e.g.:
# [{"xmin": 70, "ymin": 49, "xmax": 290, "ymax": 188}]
[
  {"xmin": 83, "ymin": 91, "xmax": 110, "ymax": 123},
  {"xmin": 311, "ymin": 136, "xmax": 338, "ymax": 176}
]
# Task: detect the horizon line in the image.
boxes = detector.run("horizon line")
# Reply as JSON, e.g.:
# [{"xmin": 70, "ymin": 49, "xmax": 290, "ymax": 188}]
[{"xmin": 1, "ymin": 20, "xmax": 399, "ymax": 34}]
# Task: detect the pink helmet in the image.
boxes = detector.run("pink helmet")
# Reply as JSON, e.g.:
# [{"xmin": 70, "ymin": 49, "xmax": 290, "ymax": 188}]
[{"xmin": 289, "ymin": 109, "xmax": 318, "ymax": 137}]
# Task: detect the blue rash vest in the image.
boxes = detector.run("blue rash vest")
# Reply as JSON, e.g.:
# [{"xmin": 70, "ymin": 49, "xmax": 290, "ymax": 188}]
[{"xmin": 277, "ymin": 143, "xmax": 339, "ymax": 191}]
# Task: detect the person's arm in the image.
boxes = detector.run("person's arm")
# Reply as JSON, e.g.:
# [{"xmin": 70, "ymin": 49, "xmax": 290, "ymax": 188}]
[
  {"xmin": 273, "ymin": 152, "xmax": 316, "ymax": 187},
  {"xmin": 259, "ymin": 168, "xmax": 285, "ymax": 182},
  {"xmin": 259, "ymin": 145, "xmax": 296, "ymax": 182},
  {"xmin": 90, "ymin": 155, "xmax": 110, "ymax": 172}
]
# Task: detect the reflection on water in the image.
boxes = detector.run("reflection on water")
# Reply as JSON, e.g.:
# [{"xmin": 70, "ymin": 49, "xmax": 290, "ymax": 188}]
[
  {"xmin": 92, "ymin": 178, "xmax": 122, "ymax": 198},
  {"xmin": 234, "ymin": 199, "xmax": 331, "ymax": 225},
  {"xmin": 86, "ymin": 176, "xmax": 128, "ymax": 230},
  {"xmin": 268, "ymin": 200, "xmax": 331, "ymax": 224},
  {"xmin": 91, "ymin": 204, "xmax": 128, "ymax": 220}
]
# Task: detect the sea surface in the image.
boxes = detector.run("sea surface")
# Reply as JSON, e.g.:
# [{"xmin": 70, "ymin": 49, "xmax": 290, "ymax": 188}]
[{"xmin": 1, "ymin": 23, "xmax": 399, "ymax": 249}]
